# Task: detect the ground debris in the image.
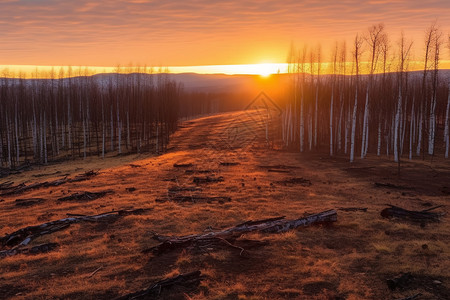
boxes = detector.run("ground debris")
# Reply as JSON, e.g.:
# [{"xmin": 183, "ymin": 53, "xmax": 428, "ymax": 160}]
[
  {"xmin": 274, "ymin": 177, "xmax": 311, "ymax": 186},
  {"xmin": 338, "ymin": 207, "xmax": 368, "ymax": 212},
  {"xmin": 268, "ymin": 169, "xmax": 291, "ymax": 173},
  {"xmin": 219, "ymin": 162, "xmax": 240, "ymax": 166},
  {"xmin": 374, "ymin": 182, "xmax": 412, "ymax": 189},
  {"xmin": 57, "ymin": 190, "xmax": 114, "ymax": 202},
  {"xmin": 15, "ymin": 198, "xmax": 45, "ymax": 207},
  {"xmin": 115, "ymin": 270, "xmax": 203, "ymax": 300},
  {"xmin": 395, "ymin": 294, "xmax": 422, "ymax": 300},
  {"xmin": 0, "ymin": 181, "xmax": 14, "ymax": 190},
  {"xmin": 387, "ymin": 272, "xmax": 413, "ymax": 290},
  {"xmin": 68, "ymin": 170, "xmax": 99, "ymax": 182},
  {"xmin": 193, "ymin": 176, "xmax": 224, "ymax": 184},
  {"xmin": 185, "ymin": 169, "xmax": 215, "ymax": 174},
  {"xmin": 381, "ymin": 205, "xmax": 443, "ymax": 223},
  {"xmin": 0, "ymin": 208, "xmax": 151, "ymax": 249},
  {"xmin": 168, "ymin": 186, "xmax": 202, "ymax": 193},
  {"xmin": 145, "ymin": 209, "xmax": 337, "ymax": 255},
  {"xmin": 258, "ymin": 164, "xmax": 300, "ymax": 169},
  {"xmin": 168, "ymin": 195, "xmax": 231, "ymax": 203},
  {"xmin": 0, "ymin": 243, "xmax": 59, "ymax": 258},
  {"xmin": 173, "ymin": 163, "xmax": 193, "ymax": 168}
]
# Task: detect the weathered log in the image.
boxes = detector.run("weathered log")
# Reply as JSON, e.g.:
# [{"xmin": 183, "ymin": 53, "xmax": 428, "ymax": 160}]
[
  {"xmin": 115, "ymin": 270, "xmax": 203, "ymax": 300},
  {"xmin": 168, "ymin": 186, "xmax": 202, "ymax": 193},
  {"xmin": 0, "ymin": 243, "xmax": 59, "ymax": 258},
  {"xmin": 146, "ymin": 210, "xmax": 337, "ymax": 255},
  {"xmin": 0, "ymin": 181, "xmax": 14, "ymax": 190},
  {"xmin": 1, "ymin": 208, "xmax": 151, "ymax": 248},
  {"xmin": 395, "ymin": 293, "xmax": 422, "ymax": 300},
  {"xmin": 68, "ymin": 170, "xmax": 99, "ymax": 182},
  {"xmin": 173, "ymin": 163, "xmax": 193, "ymax": 168},
  {"xmin": 193, "ymin": 176, "xmax": 224, "ymax": 184},
  {"xmin": 275, "ymin": 177, "xmax": 311, "ymax": 186},
  {"xmin": 0, "ymin": 178, "xmax": 68, "ymax": 196},
  {"xmin": 381, "ymin": 205, "xmax": 443, "ymax": 223},
  {"xmin": 57, "ymin": 190, "xmax": 113, "ymax": 202},
  {"xmin": 258, "ymin": 165, "xmax": 300, "ymax": 169},
  {"xmin": 387, "ymin": 272, "xmax": 413, "ymax": 290},
  {"xmin": 338, "ymin": 207, "xmax": 368, "ymax": 212},
  {"xmin": 268, "ymin": 169, "xmax": 291, "ymax": 173},
  {"xmin": 168, "ymin": 196, "xmax": 231, "ymax": 203},
  {"xmin": 15, "ymin": 198, "xmax": 45, "ymax": 207},
  {"xmin": 219, "ymin": 162, "xmax": 240, "ymax": 166},
  {"xmin": 374, "ymin": 182, "xmax": 411, "ymax": 189}
]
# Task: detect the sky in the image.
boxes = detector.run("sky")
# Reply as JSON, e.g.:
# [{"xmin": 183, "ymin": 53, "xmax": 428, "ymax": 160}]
[{"xmin": 0, "ymin": 0, "xmax": 449, "ymax": 75}]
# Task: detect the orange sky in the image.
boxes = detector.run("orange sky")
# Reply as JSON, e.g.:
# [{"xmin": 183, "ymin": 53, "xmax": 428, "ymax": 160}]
[{"xmin": 0, "ymin": 0, "xmax": 449, "ymax": 73}]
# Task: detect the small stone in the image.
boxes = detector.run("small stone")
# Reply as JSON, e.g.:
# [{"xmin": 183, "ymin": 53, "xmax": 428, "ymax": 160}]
[{"xmin": 433, "ymin": 280, "xmax": 442, "ymax": 284}]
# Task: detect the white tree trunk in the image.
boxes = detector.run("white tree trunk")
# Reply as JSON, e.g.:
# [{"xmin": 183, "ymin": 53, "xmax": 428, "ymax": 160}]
[
  {"xmin": 409, "ymin": 98, "xmax": 415, "ymax": 160},
  {"xmin": 428, "ymin": 95, "xmax": 437, "ymax": 155},
  {"xmin": 361, "ymin": 86, "xmax": 369, "ymax": 158},
  {"xmin": 377, "ymin": 118, "xmax": 381, "ymax": 156},
  {"xmin": 299, "ymin": 91, "xmax": 304, "ymax": 152},
  {"xmin": 444, "ymin": 84, "xmax": 450, "ymax": 158},
  {"xmin": 394, "ymin": 88, "xmax": 402, "ymax": 162},
  {"xmin": 350, "ymin": 87, "xmax": 358, "ymax": 162},
  {"xmin": 314, "ymin": 82, "xmax": 318, "ymax": 148},
  {"xmin": 330, "ymin": 86, "xmax": 334, "ymax": 156}
]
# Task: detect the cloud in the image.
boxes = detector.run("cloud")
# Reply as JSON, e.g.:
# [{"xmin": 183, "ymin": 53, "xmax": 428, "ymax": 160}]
[{"xmin": 0, "ymin": 0, "xmax": 448, "ymax": 66}]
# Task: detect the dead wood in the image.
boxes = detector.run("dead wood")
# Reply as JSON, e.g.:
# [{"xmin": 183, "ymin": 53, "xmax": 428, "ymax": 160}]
[
  {"xmin": 0, "ymin": 243, "xmax": 59, "ymax": 258},
  {"xmin": 185, "ymin": 169, "xmax": 215, "ymax": 174},
  {"xmin": 395, "ymin": 294, "xmax": 422, "ymax": 300},
  {"xmin": 0, "ymin": 177, "xmax": 68, "ymax": 196},
  {"xmin": 0, "ymin": 181, "xmax": 14, "ymax": 190},
  {"xmin": 258, "ymin": 165, "xmax": 300, "ymax": 169},
  {"xmin": 193, "ymin": 176, "xmax": 224, "ymax": 184},
  {"xmin": 57, "ymin": 190, "xmax": 114, "ymax": 202},
  {"xmin": 68, "ymin": 170, "xmax": 99, "ymax": 182},
  {"xmin": 381, "ymin": 205, "xmax": 443, "ymax": 223},
  {"xmin": 387, "ymin": 272, "xmax": 413, "ymax": 290},
  {"xmin": 374, "ymin": 182, "xmax": 412, "ymax": 189},
  {"xmin": 275, "ymin": 177, "xmax": 311, "ymax": 186},
  {"xmin": 168, "ymin": 196, "xmax": 231, "ymax": 203},
  {"xmin": 145, "ymin": 209, "xmax": 337, "ymax": 255},
  {"xmin": 220, "ymin": 162, "xmax": 240, "ymax": 166},
  {"xmin": 15, "ymin": 198, "xmax": 45, "ymax": 207},
  {"xmin": 0, "ymin": 208, "xmax": 151, "ymax": 249},
  {"xmin": 115, "ymin": 270, "xmax": 203, "ymax": 300},
  {"xmin": 168, "ymin": 186, "xmax": 202, "ymax": 193},
  {"xmin": 338, "ymin": 207, "xmax": 368, "ymax": 212},
  {"xmin": 268, "ymin": 169, "xmax": 291, "ymax": 173},
  {"xmin": 173, "ymin": 163, "xmax": 193, "ymax": 168}
]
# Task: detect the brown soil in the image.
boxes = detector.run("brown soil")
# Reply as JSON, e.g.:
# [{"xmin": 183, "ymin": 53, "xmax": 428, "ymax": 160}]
[{"xmin": 0, "ymin": 110, "xmax": 449, "ymax": 299}]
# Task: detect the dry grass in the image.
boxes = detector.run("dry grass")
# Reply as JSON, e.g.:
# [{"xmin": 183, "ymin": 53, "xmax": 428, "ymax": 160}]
[{"xmin": 1, "ymin": 111, "xmax": 449, "ymax": 299}]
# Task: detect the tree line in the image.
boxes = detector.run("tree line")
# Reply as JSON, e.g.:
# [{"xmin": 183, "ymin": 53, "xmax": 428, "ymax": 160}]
[
  {"xmin": 283, "ymin": 23, "xmax": 450, "ymax": 162},
  {"xmin": 0, "ymin": 68, "xmax": 228, "ymax": 168}
]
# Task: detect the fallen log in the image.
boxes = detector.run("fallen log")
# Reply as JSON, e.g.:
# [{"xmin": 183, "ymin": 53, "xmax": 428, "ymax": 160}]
[
  {"xmin": 387, "ymin": 272, "xmax": 413, "ymax": 290},
  {"xmin": 374, "ymin": 182, "xmax": 411, "ymax": 190},
  {"xmin": 258, "ymin": 165, "xmax": 300, "ymax": 169},
  {"xmin": 0, "ymin": 181, "xmax": 14, "ymax": 190},
  {"xmin": 115, "ymin": 270, "xmax": 203, "ymax": 300},
  {"xmin": 268, "ymin": 169, "xmax": 291, "ymax": 173},
  {"xmin": 338, "ymin": 207, "xmax": 368, "ymax": 212},
  {"xmin": 0, "ymin": 243, "xmax": 59, "ymax": 258},
  {"xmin": 193, "ymin": 176, "xmax": 224, "ymax": 184},
  {"xmin": 395, "ymin": 294, "xmax": 422, "ymax": 300},
  {"xmin": 15, "ymin": 198, "xmax": 45, "ymax": 207},
  {"xmin": 275, "ymin": 177, "xmax": 311, "ymax": 186},
  {"xmin": 0, "ymin": 177, "xmax": 68, "ymax": 196},
  {"xmin": 173, "ymin": 163, "xmax": 193, "ymax": 168},
  {"xmin": 381, "ymin": 205, "xmax": 443, "ymax": 223},
  {"xmin": 57, "ymin": 190, "xmax": 113, "ymax": 202},
  {"xmin": 219, "ymin": 162, "xmax": 240, "ymax": 166},
  {"xmin": 145, "ymin": 209, "xmax": 337, "ymax": 255},
  {"xmin": 1, "ymin": 208, "xmax": 151, "ymax": 249},
  {"xmin": 168, "ymin": 186, "xmax": 202, "ymax": 193},
  {"xmin": 68, "ymin": 170, "xmax": 99, "ymax": 182},
  {"xmin": 168, "ymin": 196, "xmax": 231, "ymax": 203}
]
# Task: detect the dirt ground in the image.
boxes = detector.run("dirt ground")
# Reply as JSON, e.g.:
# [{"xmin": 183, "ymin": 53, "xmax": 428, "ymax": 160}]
[{"xmin": 0, "ymin": 110, "xmax": 449, "ymax": 300}]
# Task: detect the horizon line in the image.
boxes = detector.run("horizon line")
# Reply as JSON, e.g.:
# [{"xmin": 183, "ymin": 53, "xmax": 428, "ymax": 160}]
[{"xmin": 1, "ymin": 61, "xmax": 450, "ymax": 79}]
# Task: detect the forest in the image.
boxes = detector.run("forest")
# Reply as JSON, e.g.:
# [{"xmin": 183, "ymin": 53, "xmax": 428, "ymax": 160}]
[
  {"xmin": 0, "ymin": 68, "xmax": 237, "ymax": 169},
  {"xmin": 282, "ymin": 24, "xmax": 450, "ymax": 163}
]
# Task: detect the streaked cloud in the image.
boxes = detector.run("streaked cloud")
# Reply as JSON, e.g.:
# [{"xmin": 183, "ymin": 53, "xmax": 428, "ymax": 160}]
[{"xmin": 0, "ymin": 0, "xmax": 449, "ymax": 66}]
